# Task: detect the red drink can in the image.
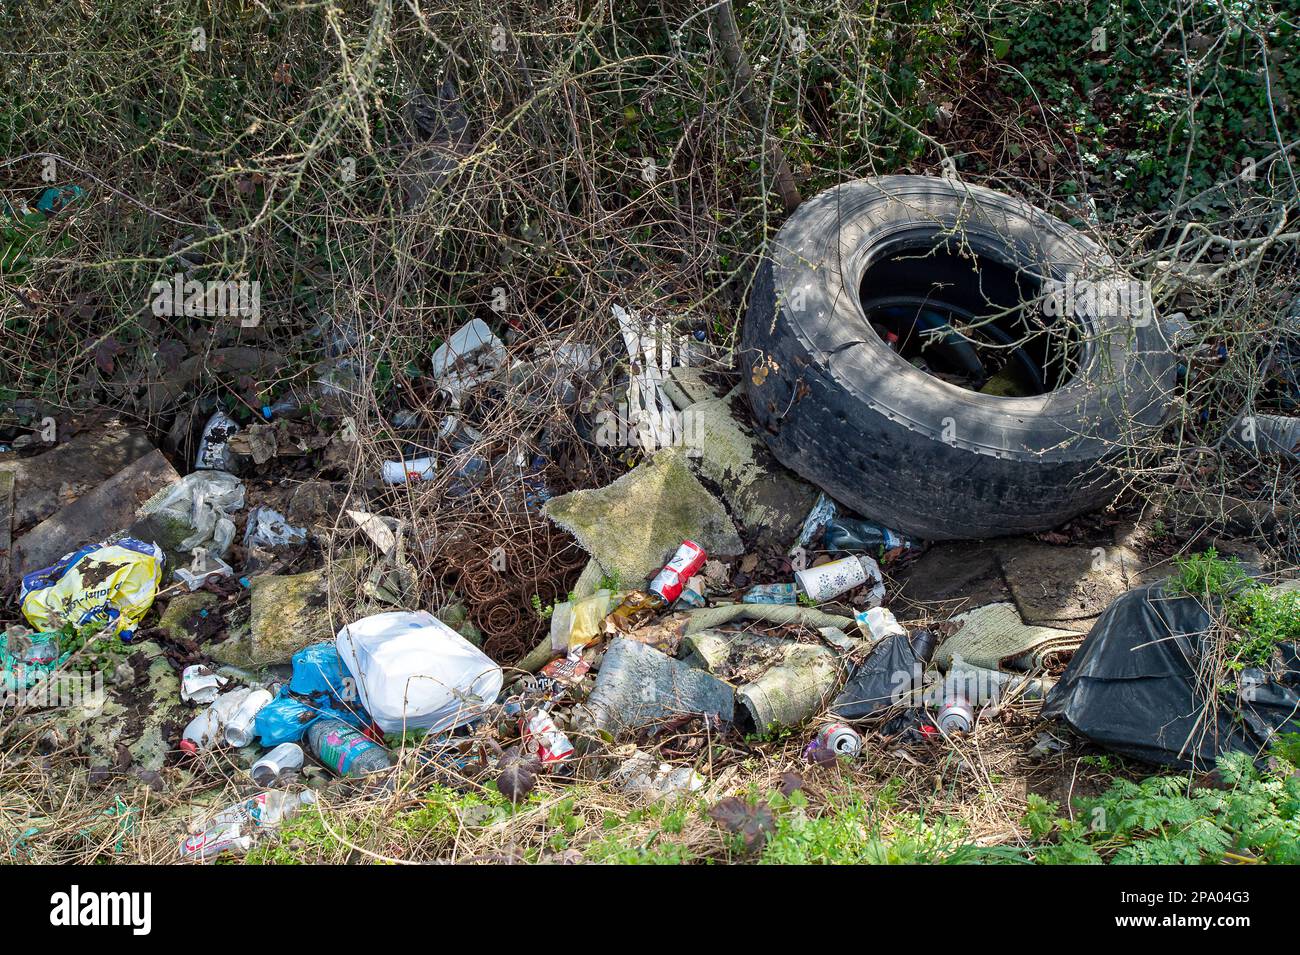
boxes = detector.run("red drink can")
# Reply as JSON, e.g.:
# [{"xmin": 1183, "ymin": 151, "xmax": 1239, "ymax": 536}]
[{"xmin": 648, "ymin": 540, "xmax": 707, "ymax": 603}]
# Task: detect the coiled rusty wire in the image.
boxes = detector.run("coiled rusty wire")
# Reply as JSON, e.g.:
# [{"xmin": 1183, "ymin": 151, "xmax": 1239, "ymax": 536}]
[{"xmin": 438, "ymin": 515, "xmax": 588, "ymax": 663}]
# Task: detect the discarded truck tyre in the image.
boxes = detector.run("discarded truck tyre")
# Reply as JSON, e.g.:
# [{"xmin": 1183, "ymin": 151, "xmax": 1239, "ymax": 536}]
[{"xmin": 743, "ymin": 175, "xmax": 1177, "ymax": 540}]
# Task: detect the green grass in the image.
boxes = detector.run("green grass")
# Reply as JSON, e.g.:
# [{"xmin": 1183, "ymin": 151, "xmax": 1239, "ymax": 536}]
[
  {"xmin": 242, "ymin": 784, "xmax": 521, "ymax": 864},
  {"xmin": 756, "ymin": 786, "xmax": 1017, "ymax": 864},
  {"xmin": 239, "ymin": 753, "xmax": 1300, "ymax": 865},
  {"xmin": 1165, "ymin": 548, "xmax": 1299, "ymax": 681},
  {"xmin": 582, "ymin": 800, "xmax": 700, "ymax": 864}
]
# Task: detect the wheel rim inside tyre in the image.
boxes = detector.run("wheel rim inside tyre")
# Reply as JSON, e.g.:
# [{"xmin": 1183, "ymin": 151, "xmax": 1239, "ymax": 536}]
[{"xmin": 857, "ymin": 233, "xmax": 1080, "ymax": 397}]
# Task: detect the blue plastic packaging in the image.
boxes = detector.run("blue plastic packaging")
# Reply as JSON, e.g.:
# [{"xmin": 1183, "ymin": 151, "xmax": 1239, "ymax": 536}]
[
  {"xmin": 289, "ymin": 642, "xmax": 351, "ymax": 699},
  {"xmin": 254, "ymin": 686, "xmax": 369, "ymax": 747}
]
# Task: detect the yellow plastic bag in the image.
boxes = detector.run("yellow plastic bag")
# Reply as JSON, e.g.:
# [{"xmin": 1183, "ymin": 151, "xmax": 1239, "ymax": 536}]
[
  {"xmin": 549, "ymin": 589, "xmax": 620, "ymax": 653},
  {"xmin": 20, "ymin": 538, "xmax": 164, "ymax": 641}
]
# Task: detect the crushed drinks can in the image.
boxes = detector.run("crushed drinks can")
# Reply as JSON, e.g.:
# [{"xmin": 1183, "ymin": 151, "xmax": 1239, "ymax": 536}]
[
  {"xmin": 648, "ymin": 540, "xmax": 707, "ymax": 603},
  {"xmin": 522, "ymin": 710, "xmax": 574, "ymax": 766},
  {"xmin": 743, "ymin": 582, "xmax": 798, "ymax": 605},
  {"xmin": 937, "ymin": 695, "xmax": 974, "ymax": 734},
  {"xmin": 675, "ymin": 586, "xmax": 707, "ymax": 609},
  {"xmin": 813, "ymin": 722, "xmax": 862, "ymax": 758},
  {"xmin": 541, "ymin": 655, "xmax": 590, "ymax": 685}
]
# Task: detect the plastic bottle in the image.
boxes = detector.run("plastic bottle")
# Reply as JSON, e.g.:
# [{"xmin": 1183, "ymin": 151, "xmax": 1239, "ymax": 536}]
[
  {"xmin": 381, "ymin": 456, "xmax": 436, "ymax": 484},
  {"xmin": 306, "ymin": 719, "xmax": 393, "ymax": 776},
  {"xmin": 210, "ymin": 789, "xmax": 316, "ymax": 828},
  {"xmin": 823, "ymin": 518, "xmax": 915, "ymax": 553},
  {"xmin": 24, "ymin": 633, "xmax": 60, "ymax": 666},
  {"xmin": 180, "ymin": 686, "xmax": 256, "ymax": 754},
  {"xmin": 179, "ymin": 791, "xmax": 315, "ymax": 862},
  {"xmin": 260, "ymin": 395, "xmax": 304, "ymax": 420},
  {"xmin": 181, "ymin": 709, "xmax": 221, "ymax": 753},
  {"xmin": 179, "ymin": 823, "xmax": 250, "ymax": 862}
]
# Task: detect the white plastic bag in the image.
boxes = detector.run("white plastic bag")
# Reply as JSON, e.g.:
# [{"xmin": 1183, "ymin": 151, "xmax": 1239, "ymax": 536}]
[
  {"xmin": 139, "ymin": 470, "xmax": 245, "ymax": 558},
  {"xmin": 335, "ymin": 610, "xmax": 503, "ymax": 734},
  {"xmin": 243, "ymin": 507, "xmax": 307, "ymax": 549}
]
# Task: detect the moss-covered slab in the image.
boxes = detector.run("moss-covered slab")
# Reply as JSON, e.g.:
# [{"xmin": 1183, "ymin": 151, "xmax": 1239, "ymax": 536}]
[
  {"xmin": 681, "ymin": 388, "xmax": 818, "ymax": 550},
  {"xmin": 20, "ymin": 641, "xmax": 185, "ymax": 773},
  {"xmin": 247, "ymin": 568, "xmax": 338, "ymax": 665},
  {"xmin": 542, "ymin": 447, "xmax": 743, "ymax": 585}
]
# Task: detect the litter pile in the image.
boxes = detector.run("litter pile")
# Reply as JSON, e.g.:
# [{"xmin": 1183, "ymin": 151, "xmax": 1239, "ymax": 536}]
[{"xmin": 1, "ymin": 304, "xmax": 1296, "ymax": 863}]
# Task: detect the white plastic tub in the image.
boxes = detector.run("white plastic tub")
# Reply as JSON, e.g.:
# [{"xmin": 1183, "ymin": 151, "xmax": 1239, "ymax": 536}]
[{"xmin": 335, "ymin": 610, "xmax": 503, "ymax": 734}]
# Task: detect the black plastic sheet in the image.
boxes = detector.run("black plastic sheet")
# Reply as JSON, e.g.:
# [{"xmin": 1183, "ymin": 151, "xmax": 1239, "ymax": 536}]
[
  {"xmin": 1043, "ymin": 582, "xmax": 1300, "ymax": 768},
  {"xmin": 829, "ymin": 631, "xmax": 927, "ymax": 720}
]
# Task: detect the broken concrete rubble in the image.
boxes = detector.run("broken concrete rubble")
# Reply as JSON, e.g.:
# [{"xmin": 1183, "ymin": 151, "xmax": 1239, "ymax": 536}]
[
  {"xmin": 675, "ymin": 385, "xmax": 819, "ymax": 550},
  {"xmin": 13, "ymin": 449, "xmax": 179, "ymax": 577},
  {"xmin": 0, "ymin": 425, "xmax": 155, "ymax": 531},
  {"xmin": 246, "ymin": 569, "xmax": 342, "ymax": 666}
]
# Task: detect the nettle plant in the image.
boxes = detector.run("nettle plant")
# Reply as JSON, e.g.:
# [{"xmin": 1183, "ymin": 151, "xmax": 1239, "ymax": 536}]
[
  {"xmin": 1022, "ymin": 751, "xmax": 1300, "ymax": 864},
  {"xmin": 1167, "ymin": 549, "xmax": 1300, "ymax": 673}
]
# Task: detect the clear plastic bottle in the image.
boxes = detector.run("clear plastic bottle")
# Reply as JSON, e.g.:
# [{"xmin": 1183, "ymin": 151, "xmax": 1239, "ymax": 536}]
[
  {"xmin": 306, "ymin": 719, "xmax": 393, "ymax": 776},
  {"xmin": 179, "ymin": 791, "xmax": 315, "ymax": 861},
  {"xmin": 210, "ymin": 789, "xmax": 316, "ymax": 828}
]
